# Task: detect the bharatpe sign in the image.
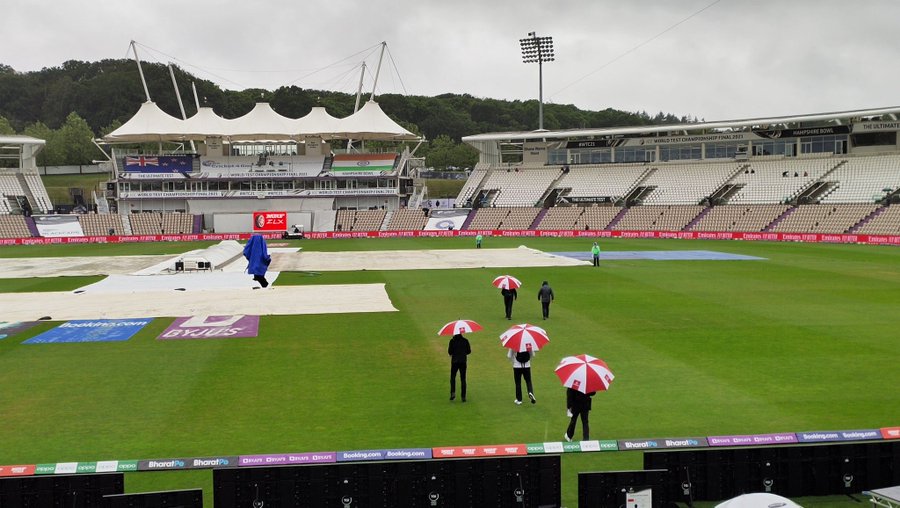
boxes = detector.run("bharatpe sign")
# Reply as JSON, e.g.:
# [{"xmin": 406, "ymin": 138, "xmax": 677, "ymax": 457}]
[
  {"xmin": 158, "ymin": 315, "xmax": 260, "ymax": 340},
  {"xmin": 23, "ymin": 319, "xmax": 153, "ymax": 344},
  {"xmin": 137, "ymin": 456, "xmax": 238, "ymax": 471},
  {"xmin": 796, "ymin": 429, "xmax": 883, "ymax": 443},
  {"xmin": 617, "ymin": 438, "xmax": 708, "ymax": 450}
]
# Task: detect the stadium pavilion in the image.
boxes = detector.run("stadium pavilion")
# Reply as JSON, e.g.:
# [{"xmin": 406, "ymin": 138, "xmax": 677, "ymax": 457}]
[
  {"xmin": 455, "ymin": 106, "xmax": 900, "ymax": 236},
  {"xmin": 3, "ymin": 104, "xmax": 900, "ymax": 240}
]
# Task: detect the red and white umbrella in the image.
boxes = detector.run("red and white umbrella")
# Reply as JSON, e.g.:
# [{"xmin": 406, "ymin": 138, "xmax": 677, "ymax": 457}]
[
  {"xmin": 438, "ymin": 319, "xmax": 483, "ymax": 336},
  {"xmin": 499, "ymin": 324, "xmax": 550, "ymax": 352},
  {"xmin": 492, "ymin": 275, "xmax": 522, "ymax": 290},
  {"xmin": 554, "ymin": 354, "xmax": 615, "ymax": 393}
]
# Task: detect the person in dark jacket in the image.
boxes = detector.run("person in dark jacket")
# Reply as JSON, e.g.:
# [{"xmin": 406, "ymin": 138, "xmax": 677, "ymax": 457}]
[
  {"xmin": 501, "ymin": 287, "xmax": 517, "ymax": 320},
  {"xmin": 564, "ymin": 388, "xmax": 596, "ymax": 441},
  {"xmin": 243, "ymin": 234, "xmax": 272, "ymax": 287},
  {"xmin": 447, "ymin": 333, "xmax": 471, "ymax": 402},
  {"xmin": 537, "ymin": 281, "xmax": 554, "ymax": 320}
]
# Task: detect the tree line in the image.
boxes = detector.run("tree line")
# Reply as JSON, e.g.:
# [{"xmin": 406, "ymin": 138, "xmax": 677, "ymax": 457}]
[{"xmin": 0, "ymin": 59, "xmax": 696, "ymax": 167}]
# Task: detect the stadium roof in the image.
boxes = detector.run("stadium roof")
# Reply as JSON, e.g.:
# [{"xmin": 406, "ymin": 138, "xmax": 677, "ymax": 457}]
[
  {"xmin": 0, "ymin": 135, "xmax": 47, "ymax": 147},
  {"xmin": 102, "ymin": 100, "xmax": 418, "ymax": 143},
  {"xmin": 462, "ymin": 105, "xmax": 900, "ymax": 143}
]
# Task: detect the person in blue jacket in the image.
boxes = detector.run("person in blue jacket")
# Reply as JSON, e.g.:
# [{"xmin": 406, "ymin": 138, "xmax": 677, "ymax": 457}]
[{"xmin": 243, "ymin": 234, "xmax": 272, "ymax": 287}]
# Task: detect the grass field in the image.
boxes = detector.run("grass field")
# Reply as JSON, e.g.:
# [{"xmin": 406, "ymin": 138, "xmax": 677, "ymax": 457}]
[{"xmin": 1, "ymin": 237, "xmax": 898, "ymax": 507}]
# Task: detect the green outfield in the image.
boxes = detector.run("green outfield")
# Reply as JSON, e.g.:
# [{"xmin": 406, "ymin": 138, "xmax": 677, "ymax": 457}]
[{"xmin": 1, "ymin": 237, "xmax": 898, "ymax": 507}]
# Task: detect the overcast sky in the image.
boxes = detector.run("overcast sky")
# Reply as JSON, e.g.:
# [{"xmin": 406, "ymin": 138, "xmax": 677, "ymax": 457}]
[{"xmin": 3, "ymin": 0, "xmax": 899, "ymax": 125}]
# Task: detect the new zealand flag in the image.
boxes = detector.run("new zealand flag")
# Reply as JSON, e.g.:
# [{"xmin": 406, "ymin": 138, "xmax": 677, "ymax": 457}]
[{"xmin": 124, "ymin": 155, "xmax": 194, "ymax": 173}]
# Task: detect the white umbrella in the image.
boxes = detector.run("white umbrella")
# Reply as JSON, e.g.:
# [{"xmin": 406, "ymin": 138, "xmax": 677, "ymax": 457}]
[{"xmin": 715, "ymin": 493, "xmax": 802, "ymax": 508}]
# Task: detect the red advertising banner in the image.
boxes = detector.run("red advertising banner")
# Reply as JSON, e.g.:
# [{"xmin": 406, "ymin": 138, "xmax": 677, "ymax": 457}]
[
  {"xmin": 252, "ymin": 211, "xmax": 288, "ymax": 232},
  {"xmin": 0, "ymin": 464, "xmax": 36, "ymax": 477},
  {"xmin": 431, "ymin": 444, "xmax": 527, "ymax": 459},
  {"xmin": 3, "ymin": 229, "xmax": 900, "ymax": 246},
  {"xmin": 882, "ymin": 427, "xmax": 900, "ymax": 440}
]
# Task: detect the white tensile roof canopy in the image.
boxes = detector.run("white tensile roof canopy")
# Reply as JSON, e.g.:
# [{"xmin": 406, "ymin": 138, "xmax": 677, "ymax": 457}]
[{"xmin": 102, "ymin": 100, "xmax": 418, "ymax": 143}]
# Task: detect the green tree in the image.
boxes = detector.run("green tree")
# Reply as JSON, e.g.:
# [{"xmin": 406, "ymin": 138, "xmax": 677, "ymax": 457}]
[
  {"xmin": 0, "ymin": 115, "xmax": 14, "ymax": 134},
  {"xmin": 22, "ymin": 121, "xmax": 54, "ymax": 165},
  {"xmin": 420, "ymin": 135, "xmax": 455, "ymax": 169},
  {"xmin": 55, "ymin": 112, "xmax": 97, "ymax": 165}
]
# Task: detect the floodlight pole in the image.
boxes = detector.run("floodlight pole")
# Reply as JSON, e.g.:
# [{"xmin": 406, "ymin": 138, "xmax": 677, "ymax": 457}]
[{"xmin": 520, "ymin": 32, "xmax": 554, "ymax": 131}]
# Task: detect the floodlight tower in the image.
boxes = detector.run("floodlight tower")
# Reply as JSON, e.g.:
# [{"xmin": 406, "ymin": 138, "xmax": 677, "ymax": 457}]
[{"xmin": 519, "ymin": 32, "xmax": 554, "ymax": 131}]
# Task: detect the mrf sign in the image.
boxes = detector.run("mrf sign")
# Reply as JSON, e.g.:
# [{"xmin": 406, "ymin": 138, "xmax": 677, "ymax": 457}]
[{"xmin": 252, "ymin": 211, "xmax": 287, "ymax": 231}]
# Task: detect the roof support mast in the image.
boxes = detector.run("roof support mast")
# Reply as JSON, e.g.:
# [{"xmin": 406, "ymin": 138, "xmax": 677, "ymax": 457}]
[
  {"xmin": 347, "ymin": 63, "xmax": 367, "ymax": 153},
  {"xmin": 369, "ymin": 41, "xmax": 386, "ymax": 102},
  {"xmin": 130, "ymin": 41, "xmax": 151, "ymax": 102},
  {"xmin": 348, "ymin": 42, "xmax": 388, "ymax": 153},
  {"xmin": 168, "ymin": 64, "xmax": 196, "ymax": 152}
]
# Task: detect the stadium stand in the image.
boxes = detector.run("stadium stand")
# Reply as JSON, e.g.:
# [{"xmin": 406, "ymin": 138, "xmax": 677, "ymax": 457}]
[
  {"xmin": 0, "ymin": 215, "xmax": 30, "ymax": 238},
  {"xmin": 78, "ymin": 213, "xmax": 127, "ymax": 236},
  {"xmin": 727, "ymin": 157, "xmax": 840, "ymax": 204},
  {"xmin": 536, "ymin": 205, "xmax": 623, "ymax": 230},
  {"xmin": 817, "ymin": 154, "xmax": 900, "ymax": 204},
  {"xmin": 612, "ymin": 205, "xmax": 705, "ymax": 231},
  {"xmin": 478, "ymin": 167, "xmax": 559, "ymax": 207},
  {"xmin": 768, "ymin": 203, "xmax": 880, "ymax": 234},
  {"xmin": 0, "ymin": 173, "xmax": 26, "ymax": 199},
  {"xmin": 335, "ymin": 209, "xmax": 387, "ymax": 231},
  {"xmin": 640, "ymin": 162, "xmax": 741, "ymax": 205},
  {"xmin": 556, "ymin": 164, "xmax": 647, "ymax": 201},
  {"xmin": 853, "ymin": 204, "xmax": 900, "ymax": 234},
  {"xmin": 690, "ymin": 204, "xmax": 791, "ymax": 232},
  {"xmin": 454, "ymin": 163, "xmax": 490, "ymax": 207},
  {"xmin": 467, "ymin": 207, "xmax": 541, "ymax": 230},
  {"xmin": 22, "ymin": 173, "xmax": 53, "ymax": 212},
  {"xmin": 384, "ymin": 208, "xmax": 428, "ymax": 230},
  {"xmin": 129, "ymin": 212, "xmax": 195, "ymax": 235}
]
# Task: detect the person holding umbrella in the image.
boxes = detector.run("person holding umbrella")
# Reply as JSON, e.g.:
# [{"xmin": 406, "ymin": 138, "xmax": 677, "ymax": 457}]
[
  {"xmin": 501, "ymin": 287, "xmax": 517, "ymax": 320},
  {"xmin": 508, "ymin": 348, "xmax": 536, "ymax": 405},
  {"xmin": 448, "ymin": 333, "xmax": 471, "ymax": 402},
  {"xmin": 555, "ymin": 354, "xmax": 615, "ymax": 442},
  {"xmin": 500, "ymin": 324, "xmax": 549, "ymax": 405},
  {"xmin": 564, "ymin": 388, "xmax": 595, "ymax": 441},
  {"xmin": 493, "ymin": 275, "xmax": 521, "ymax": 320},
  {"xmin": 440, "ymin": 320, "xmax": 481, "ymax": 402}
]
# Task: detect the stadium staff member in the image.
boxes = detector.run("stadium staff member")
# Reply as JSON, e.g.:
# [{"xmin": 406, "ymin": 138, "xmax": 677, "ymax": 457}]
[
  {"xmin": 448, "ymin": 333, "xmax": 471, "ymax": 402},
  {"xmin": 243, "ymin": 234, "xmax": 272, "ymax": 287},
  {"xmin": 564, "ymin": 388, "xmax": 596, "ymax": 442},
  {"xmin": 537, "ymin": 281, "xmax": 554, "ymax": 320},
  {"xmin": 501, "ymin": 286, "xmax": 518, "ymax": 320},
  {"xmin": 508, "ymin": 348, "xmax": 536, "ymax": 405},
  {"xmin": 591, "ymin": 241, "xmax": 601, "ymax": 267}
]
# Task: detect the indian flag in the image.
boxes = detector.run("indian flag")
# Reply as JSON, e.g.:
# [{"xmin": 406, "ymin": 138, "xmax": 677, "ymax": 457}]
[{"xmin": 331, "ymin": 153, "xmax": 397, "ymax": 173}]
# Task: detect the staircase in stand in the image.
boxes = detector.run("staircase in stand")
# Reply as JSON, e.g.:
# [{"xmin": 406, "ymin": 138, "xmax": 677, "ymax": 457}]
[
  {"xmin": 606, "ymin": 207, "xmax": 630, "ymax": 230},
  {"xmin": 684, "ymin": 206, "xmax": 712, "ymax": 231},
  {"xmin": 764, "ymin": 206, "xmax": 796, "ymax": 232},
  {"xmin": 529, "ymin": 208, "xmax": 549, "ymax": 229},
  {"xmin": 848, "ymin": 205, "xmax": 886, "ymax": 233}
]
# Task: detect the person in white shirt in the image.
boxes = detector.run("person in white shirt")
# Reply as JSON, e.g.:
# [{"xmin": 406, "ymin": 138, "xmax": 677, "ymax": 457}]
[{"xmin": 508, "ymin": 348, "xmax": 536, "ymax": 405}]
